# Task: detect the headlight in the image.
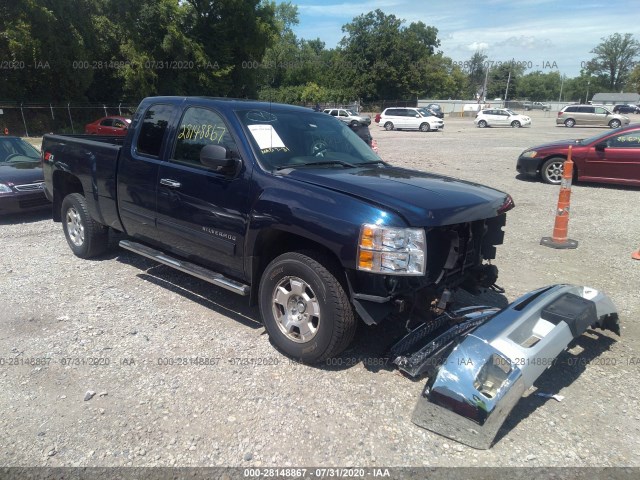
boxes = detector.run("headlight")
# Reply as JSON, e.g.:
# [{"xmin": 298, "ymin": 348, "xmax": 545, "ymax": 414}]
[
  {"xmin": 0, "ymin": 183, "xmax": 13, "ymax": 194},
  {"xmin": 521, "ymin": 150, "xmax": 537, "ymax": 158},
  {"xmin": 357, "ymin": 224, "xmax": 426, "ymax": 275}
]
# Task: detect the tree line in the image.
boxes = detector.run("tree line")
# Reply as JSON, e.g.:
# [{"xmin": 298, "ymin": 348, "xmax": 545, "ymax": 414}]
[{"xmin": 1, "ymin": 1, "xmax": 639, "ymax": 105}]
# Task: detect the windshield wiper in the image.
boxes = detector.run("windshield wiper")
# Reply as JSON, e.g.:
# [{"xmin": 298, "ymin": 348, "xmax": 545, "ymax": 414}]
[
  {"xmin": 275, "ymin": 160, "xmax": 356, "ymax": 171},
  {"xmin": 358, "ymin": 160, "xmax": 387, "ymax": 166}
]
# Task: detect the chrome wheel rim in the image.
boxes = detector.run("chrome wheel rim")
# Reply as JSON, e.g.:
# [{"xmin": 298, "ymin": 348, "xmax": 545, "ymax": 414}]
[
  {"xmin": 271, "ymin": 276, "xmax": 320, "ymax": 343},
  {"xmin": 478, "ymin": 121, "xmax": 487, "ymax": 128},
  {"xmin": 65, "ymin": 206, "xmax": 85, "ymax": 246},
  {"xmin": 545, "ymin": 161, "xmax": 564, "ymax": 184}
]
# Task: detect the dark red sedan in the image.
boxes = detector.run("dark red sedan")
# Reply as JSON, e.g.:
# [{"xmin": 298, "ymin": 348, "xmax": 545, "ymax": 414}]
[
  {"xmin": 516, "ymin": 124, "xmax": 640, "ymax": 186},
  {"xmin": 84, "ymin": 116, "xmax": 131, "ymax": 136}
]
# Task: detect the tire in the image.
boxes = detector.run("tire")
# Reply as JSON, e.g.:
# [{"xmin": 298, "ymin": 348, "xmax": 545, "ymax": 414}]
[
  {"xmin": 258, "ymin": 251, "xmax": 356, "ymax": 364},
  {"xmin": 61, "ymin": 193, "xmax": 109, "ymax": 258},
  {"xmin": 541, "ymin": 157, "xmax": 565, "ymax": 185},
  {"xmin": 384, "ymin": 122, "xmax": 394, "ymax": 131},
  {"xmin": 564, "ymin": 118, "xmax": 575, "ymax": 127},
  {"xmin": 350, "ymin": 120, "xmax": 359, "ymax": 127},
  {"xmin": 609, "ymin": 119, "xmax": 621, "ymax": 129},
  {"xmin": 419, "ymin": 122, "xmax": 430, "ymax": 132},
  {"xmin": 511, "ymin": 120, "xmax": 521, "ymax": 128},
  {"xmin": 477, "ymin": 120, "xmax": 488, "ymax": 128}
]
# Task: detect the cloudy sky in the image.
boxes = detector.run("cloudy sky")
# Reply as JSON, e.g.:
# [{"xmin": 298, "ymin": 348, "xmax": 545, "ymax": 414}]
[{"xmin": 291, "ymin": 0, "xmax": 640, "ymax": 78}]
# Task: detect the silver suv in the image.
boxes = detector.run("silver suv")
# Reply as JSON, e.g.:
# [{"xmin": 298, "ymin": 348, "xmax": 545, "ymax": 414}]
[
  {"xmin": 556, "ymin": 105, "xmax": 629, "ymax": 128},
  {"xmin": 523, "ymin": 101, "xmax": 550, "ymax": 111},
  {"xmin": 323, "ymin": 108, "xmax": 371, "ymax": 126}
]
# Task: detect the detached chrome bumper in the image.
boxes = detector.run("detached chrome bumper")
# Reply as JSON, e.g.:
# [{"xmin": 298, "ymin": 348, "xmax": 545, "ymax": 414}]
[{"xmin": 391, "ymin": 284, "xmax": 619, "ymax": 449}]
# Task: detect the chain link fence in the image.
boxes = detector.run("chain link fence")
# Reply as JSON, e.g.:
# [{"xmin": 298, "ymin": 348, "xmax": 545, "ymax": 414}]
[{"xmin": 0, "ymin": 103, "xmax": 138, "ymax": 137}]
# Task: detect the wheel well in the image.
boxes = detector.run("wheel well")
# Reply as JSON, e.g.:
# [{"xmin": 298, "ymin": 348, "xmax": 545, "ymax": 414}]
[
  {"xmin": 52, "ymin": 171, "xmax": 84, "ymax": 221},
  {"xmin": 249, "ymin": 229, "xmax": 344, "ymax": 305}
]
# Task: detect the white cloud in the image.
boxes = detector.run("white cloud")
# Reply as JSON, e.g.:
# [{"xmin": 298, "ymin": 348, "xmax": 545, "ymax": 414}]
[{"xmin": 467, "ymin": 42, "xmax": 490, "ymax": 52}]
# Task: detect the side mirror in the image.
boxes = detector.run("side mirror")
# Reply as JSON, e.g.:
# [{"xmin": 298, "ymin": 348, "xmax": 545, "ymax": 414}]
[
  {"xmin": 595, "ymin": 142, "xmax": 607, "ymax": 152},
  {"xmin": 200, "ymin": 144, "xmax": 239, "ymax": 174}
]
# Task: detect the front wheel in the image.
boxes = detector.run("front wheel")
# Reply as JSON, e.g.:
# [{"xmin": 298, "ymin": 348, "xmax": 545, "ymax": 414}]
[
  {"xmin": 258, "ymin": 251, "xmax": 356, "ymax": 364},
  {"xmin": 609, "ymin": 119, "xmax": 621, "ymax": 129},
  {"xmin": 384, "ymin": 122, "xmax": 394, "ymax": 131},
  {"xmin": 477, "ymin": 120, "xmax": 488, "ymax": 128},
  {"xmin": 419, "ymin": 122, "xmax": 430, "ymax": 132},
  {"xmin": 541, "ymin": 157, "xmax": 565, "ymax": 185},
  {"xmin": 511, "ymin": 120, "xmax": 521, "ymax": 128},
  {"xmin": 61, "ymin": 193, "xmax": 109, "ymax": 258}
]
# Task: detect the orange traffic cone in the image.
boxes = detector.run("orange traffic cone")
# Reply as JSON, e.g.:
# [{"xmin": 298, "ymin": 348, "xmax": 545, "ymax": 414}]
[
  {"xmin": 541, "ymin": 145, "xmax": 578, "ymax": 249},
  {"xmin": 633, "ymin": 248, "xmax": 640, "ymax": 260}
]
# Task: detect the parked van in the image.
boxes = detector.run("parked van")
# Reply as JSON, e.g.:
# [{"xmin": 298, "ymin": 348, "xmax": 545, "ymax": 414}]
[{"xmin": 378, "ymin": 107, "xmax": 444, "ymax": 132}]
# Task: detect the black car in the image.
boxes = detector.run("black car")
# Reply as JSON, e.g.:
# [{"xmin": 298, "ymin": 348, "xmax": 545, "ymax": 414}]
[
  {"xmin": 423, "ymin": 103, "xmax": 445, "ymax": 118},
  {"xmin": 0, "ymin": 137, "xmax": 50, "ymax": 214},
  {"xmin": 612, "ymin": 104, "xmax": 640, "ymax": 114}
]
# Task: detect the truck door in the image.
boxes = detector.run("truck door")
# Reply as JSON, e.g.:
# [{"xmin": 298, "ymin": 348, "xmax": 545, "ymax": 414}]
[
  {"xmin": 117, "ymin": 103, "xmax": 178, "ymax": 241},
  {"xmin": 155, "ymin": 106, "xmax": 250, "ymax": 277}
]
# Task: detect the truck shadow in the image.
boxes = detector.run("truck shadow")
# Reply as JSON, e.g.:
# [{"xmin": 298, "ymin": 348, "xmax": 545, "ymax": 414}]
[{"xmin": 115, "ymin": 249, "xmax": 262, "ymax": 330}]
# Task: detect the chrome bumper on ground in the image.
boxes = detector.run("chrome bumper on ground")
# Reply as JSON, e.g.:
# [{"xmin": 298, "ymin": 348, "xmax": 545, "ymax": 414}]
[{"xmin": 391, "ymin": 284, "xmax": 619, "ymax": 449}]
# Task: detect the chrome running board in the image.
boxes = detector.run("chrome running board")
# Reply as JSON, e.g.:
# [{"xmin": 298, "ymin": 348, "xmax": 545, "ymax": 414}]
[{"xmin": 119, "ymin": 239, "xmax": 250, "ymax": 296}]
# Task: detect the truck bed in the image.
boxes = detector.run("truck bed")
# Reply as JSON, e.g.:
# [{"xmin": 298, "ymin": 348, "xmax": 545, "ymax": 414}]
[{"xmin": 42, "ymin": 134, "xmax": 124, "ymax": 229}]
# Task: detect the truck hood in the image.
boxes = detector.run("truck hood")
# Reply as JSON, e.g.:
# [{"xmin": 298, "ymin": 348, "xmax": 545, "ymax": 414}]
[{"xmin": 286, "ymin": 166, "xmax": 513, "ymax": 226}]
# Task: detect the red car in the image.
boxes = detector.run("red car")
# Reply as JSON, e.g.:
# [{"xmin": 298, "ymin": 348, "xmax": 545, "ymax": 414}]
[
  {"xmin": 84, "ymin": 116, "xmax": 131, "ymax": 136},
  {"xmin": 516, "ymin": 124, "xmax": 640, "ymax": 186}
]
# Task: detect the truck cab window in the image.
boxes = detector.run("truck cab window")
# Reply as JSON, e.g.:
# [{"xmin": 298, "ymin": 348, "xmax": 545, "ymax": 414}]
[
  {"xmin": 172, "ymin": 107, "xmax": 237, "ymax": 168},
  {"xmin": 136, "ymin": 104, "xmax": 174, "ymax": 157}
]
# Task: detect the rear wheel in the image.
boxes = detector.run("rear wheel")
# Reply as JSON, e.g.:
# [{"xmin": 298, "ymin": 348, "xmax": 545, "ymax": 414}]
[
  {"xmin": 609, "ymin": 119, "xmax": 621, "ymax": 129},
  {"xmin": 61, "ymin": 193, "xmax": 109, "ymax": 258},
  {"xmin": 541, "ymin": 157, "xmax": 565, "ymax": 185},
  {"xmin": 477, "ymin": 120, "xmax": 488, "ymax": 128},
  {"xmin": 384, "ymin": 122, "xmax": 394, "ymax": 131},
  {"xmin": 511, "ymin": 120, "xmax": 521, "ymax": 128},
  {"xmin": 259, "ymin": 251, "xmax": 356, "ymax": 364},
  {"xmin": 419, "ymin": 122, "xmax": 430, "ymax": 132},
  {"xmin": 564, "ymin": 118, "xmax": 575, "ymax": 127}
]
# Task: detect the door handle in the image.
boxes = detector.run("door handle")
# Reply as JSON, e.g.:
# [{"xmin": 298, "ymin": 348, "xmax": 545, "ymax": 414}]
[{"xmin": 160, "ymin": 178, "xmax": 181, "ymax": 188}]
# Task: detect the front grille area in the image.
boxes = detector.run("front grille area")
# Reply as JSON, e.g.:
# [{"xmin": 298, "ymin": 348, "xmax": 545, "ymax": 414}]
[
  {"xmin": 18, "ymin": 195, "xmax": 49, "ymax": 209},
  {"xmin": 15, "ymin": 182, "xmax": 44, "ymax": 192}
]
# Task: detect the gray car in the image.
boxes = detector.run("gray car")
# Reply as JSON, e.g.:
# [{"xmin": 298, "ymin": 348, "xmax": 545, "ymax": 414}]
[
  {"xmin": 556, "ymin": 104, "xmax": 629, "ymax": 128},
  {"xmin": 323, "ymin": 108, "xmax": 371, "ymax": 126}
]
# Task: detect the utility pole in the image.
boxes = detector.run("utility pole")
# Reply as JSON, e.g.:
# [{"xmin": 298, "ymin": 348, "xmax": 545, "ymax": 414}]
[
  {"xmin": 558, "ymin": 75, "xmax": 565, "ymax": 104},
  {"xmin": 504, "ymin": 71, "xmax": 511, "ymax": 103}
]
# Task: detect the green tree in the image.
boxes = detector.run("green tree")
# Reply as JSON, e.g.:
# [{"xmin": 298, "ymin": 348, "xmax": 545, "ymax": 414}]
[
  {"xmin": 339, "ymin": 9, "xmax": 440, "ymax": 101},
  {"xmin": 466, "ymin": 50, "xmax": 487, "ymax": 99},
  {"xmin": 517, "ymin": 71, "xmax": 562, "ymax": 101},
  {"xmin": 0, "ymin": 0, "xmax": 98, "ymax": 102},
  {"xmin": 485, "ymin": 62, "xmax": 526, "ymax": 100},
  {"xmin": 586, "ymin": 33, "xmax": 640, "ymax": 90}
]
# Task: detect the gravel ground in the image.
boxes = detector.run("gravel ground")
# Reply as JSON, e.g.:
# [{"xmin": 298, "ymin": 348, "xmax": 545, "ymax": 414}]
[{"xmin": 1, "ymin": 111, "xmax": 639, "ymax": 468}]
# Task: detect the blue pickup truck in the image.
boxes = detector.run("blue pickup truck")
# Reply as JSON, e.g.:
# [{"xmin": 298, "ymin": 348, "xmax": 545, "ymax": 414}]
[{"xmin": 42, "ymin": 96, "xmax": 515, "ymax": 363}]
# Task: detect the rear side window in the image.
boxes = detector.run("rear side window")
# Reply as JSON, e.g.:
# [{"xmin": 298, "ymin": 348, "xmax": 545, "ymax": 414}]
[
  {"xmin": 565, "ymin": 106, "xmax": 578, "ymax": 113},
  {"xmin": 578, "ymin": 107, "xmax": 594, "ymax": 113},
  {"xmin": 136, "ymin": 104, "xmax": 174, "ymax": 157},
  {"xmin": 100, "ymin": 119, "xmax": 113, "ymax": 127},
  {"xmin": 172, "ymin": 107, "xmax": 238, "ymax": 169}
]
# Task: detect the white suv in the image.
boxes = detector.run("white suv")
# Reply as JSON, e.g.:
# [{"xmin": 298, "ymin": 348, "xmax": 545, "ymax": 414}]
[
  {"xmin": 378, "ymin": 107, "xmax": 444, "ymax": 132},
  {"xmin": 323, "ymin": 108, "xmax": 371, "ymax": 126}
]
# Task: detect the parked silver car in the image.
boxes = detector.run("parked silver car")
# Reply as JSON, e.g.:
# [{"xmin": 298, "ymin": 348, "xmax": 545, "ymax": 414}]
[
  {"xmin": 323, "ymin": 108, "xmax": 371, "ymax": 126},
  {"xmin": 556, "ymin": 105, "xmax": 629, "ymax": 128}
]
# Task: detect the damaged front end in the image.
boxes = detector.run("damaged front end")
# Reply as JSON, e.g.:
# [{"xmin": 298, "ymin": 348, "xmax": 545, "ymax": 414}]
[{"xmin": 390, "ymin": 284, "xmax": 619, "ymax": 449}]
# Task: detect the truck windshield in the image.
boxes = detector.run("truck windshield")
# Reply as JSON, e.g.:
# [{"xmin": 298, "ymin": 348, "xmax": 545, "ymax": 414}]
[{"xmin": 236, "ymin": 108, "xmax": 380, "ymax": 171}]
